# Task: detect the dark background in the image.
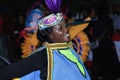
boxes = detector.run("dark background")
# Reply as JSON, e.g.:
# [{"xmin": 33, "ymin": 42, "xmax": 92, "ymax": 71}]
[
  {"xmin": 0, "ymin": 0, "xmax": 35, "ymax": 12},
  {"xmin": 1, "ymin": 0, "xmax": 119, "ymax": 12}
]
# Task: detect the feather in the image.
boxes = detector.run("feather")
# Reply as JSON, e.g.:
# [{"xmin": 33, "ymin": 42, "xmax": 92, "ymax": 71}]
[{"xmin": 45, "ymin": 0, "xmax": 62, "ymax": 13}]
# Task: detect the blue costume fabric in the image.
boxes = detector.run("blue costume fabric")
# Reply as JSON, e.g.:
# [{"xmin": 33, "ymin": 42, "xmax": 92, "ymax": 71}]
[
  {"xmin": 19, "ymin": 43, "xmax": 90, "ymax": 80},
  {"xmin": 20, "ymin": 70, "xmax": 41, "ymax": 80}
]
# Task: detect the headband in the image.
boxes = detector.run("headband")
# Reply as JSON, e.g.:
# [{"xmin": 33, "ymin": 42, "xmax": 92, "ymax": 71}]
[{"xmin": 38, "ymin": 13, "xmax": 64, "ymax": 30}]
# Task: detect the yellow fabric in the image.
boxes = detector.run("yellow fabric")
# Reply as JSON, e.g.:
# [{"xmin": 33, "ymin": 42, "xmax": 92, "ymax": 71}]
[
  {"xmin": 68, "ymin": 17, "xmax": 91, "ymax": 62},
  {"xmin": 21, "ymin": 32, "xmax": 39, "ymax": 58},
  {"xmin": 69, "ymin": 17, "xmax": 91, "ymax": 40},
  {"xmin": 77, "ymin": 31, "xmax": 90, "ymax": 62},
  {"xmin": 13, "ymin": 78, "xmax": 20, "ymax": 80}
]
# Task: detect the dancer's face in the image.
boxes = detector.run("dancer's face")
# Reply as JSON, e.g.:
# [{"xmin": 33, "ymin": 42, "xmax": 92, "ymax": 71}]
[{"xmin": 50, "ymin": 21, "xmax": 70, "ymax": 43}]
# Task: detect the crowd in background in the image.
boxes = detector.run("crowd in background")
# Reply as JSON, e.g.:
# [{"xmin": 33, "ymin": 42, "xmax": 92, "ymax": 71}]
[{"xmin": 0, "ymin": 0, "xmax": 120, "ymax": 80}]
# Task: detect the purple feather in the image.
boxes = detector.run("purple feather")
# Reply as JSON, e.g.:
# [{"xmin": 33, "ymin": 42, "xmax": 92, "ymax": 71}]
[{"xmin": 45, "ymin": 0, "xmax": 62, "ymax": 13}]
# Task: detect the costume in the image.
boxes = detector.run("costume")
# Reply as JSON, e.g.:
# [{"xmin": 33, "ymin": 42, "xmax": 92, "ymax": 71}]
[
  {"xmin": 45, "ymin": 43, "xmax": 90, "ymax": 80},
  {"xmin": 11, "ymin": 13, "xmax": 90, "ymax": 80},
  {"xmin": 0, "ymin": 12, "xmax": 92, "ymax": 80},
  {"xmin": 0, "ymin": 43, "xmax": 90, "ymax": 80},
  {"xmin": 0, "ymin": 0, "xmax": 91, "ymax": 80}
]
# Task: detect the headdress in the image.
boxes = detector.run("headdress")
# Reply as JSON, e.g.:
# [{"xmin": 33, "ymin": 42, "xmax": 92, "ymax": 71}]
[
  {"xmin": 20, "ymin": 3, "xmax": 44, "ymax": 58},
  {"xmin": 38, "ymin": 13, "xmax": 63, "ymax": 30},
  {"xmin": 25, "ymin": 8, "xmax": 43, "ymax": 33}
]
